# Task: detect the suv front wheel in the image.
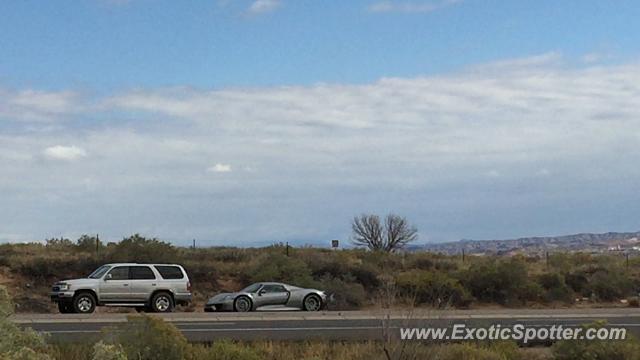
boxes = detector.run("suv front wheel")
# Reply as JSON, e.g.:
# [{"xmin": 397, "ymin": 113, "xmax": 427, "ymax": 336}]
[
  {"xmin": 73, "ymin": 292, "xmax": 96, "ymax": 314},
  {"xmin": 57, "ymin": 302, "xmax": 74, "ymax": 314},
  {"xmin": 151, "ymin": 292, "xmax": 174, "ymax": 313}
]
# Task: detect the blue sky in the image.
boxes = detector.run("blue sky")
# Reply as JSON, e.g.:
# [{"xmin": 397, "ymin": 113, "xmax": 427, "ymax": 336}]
[{"xmin": 1, "ymin": 0, "xmax": 640, "ymax": 246}]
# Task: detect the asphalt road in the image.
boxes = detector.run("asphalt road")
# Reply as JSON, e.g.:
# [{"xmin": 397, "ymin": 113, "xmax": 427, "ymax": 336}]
[{"xmin": 12, "ymin": 308, "xmax": 640, "ymax": 343}]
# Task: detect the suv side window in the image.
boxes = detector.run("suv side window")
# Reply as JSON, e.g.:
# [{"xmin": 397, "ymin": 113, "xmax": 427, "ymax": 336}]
[
  {"xmin": 155, "ymin": 266, "xmax": 184, "ymax": 279},
  {"xmin": 262, "ymin": 285, "xmax": 287, "ymax": 293},
  {"xmin": 130, "ymin": 266, "xmax": 156, "ymax": 280},
  {"xmin": 107, "ymin": 266, "xmax": 129, "ymax": 280}
]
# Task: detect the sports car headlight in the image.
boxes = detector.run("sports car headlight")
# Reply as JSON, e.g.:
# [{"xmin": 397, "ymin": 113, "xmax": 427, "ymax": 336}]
[{"xmin": 223, "ymin": 295, "xmax": 233, "ymax": 301}]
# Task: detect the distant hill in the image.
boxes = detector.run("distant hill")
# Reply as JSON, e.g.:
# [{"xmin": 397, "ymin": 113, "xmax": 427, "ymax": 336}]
[{"xmin": 412, "ymin": 231, "xmax": 640, "ymax": 255}]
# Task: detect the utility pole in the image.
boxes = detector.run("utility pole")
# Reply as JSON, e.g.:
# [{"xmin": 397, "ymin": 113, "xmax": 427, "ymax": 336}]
[
  {"xmin": 192, "ymin": 239, "xmax": 196, "ymax": 250},
  {"xmin": 627, "ymin": 252, "xmax": 630, "ymax": 269},
  {"xmin": 545, "ymin": 251, "xmax": 549, "ymax": 268},
  {"xmin": 96, "ymin": 234, "xmax": 100, "ymax": 258},
  {"xmin": 461, "ymin": 248, "xmax": 465, "ymax": 263},
  {"xmin": 286, "ymin": 242, "xmax": 290, "ymax": 257}
]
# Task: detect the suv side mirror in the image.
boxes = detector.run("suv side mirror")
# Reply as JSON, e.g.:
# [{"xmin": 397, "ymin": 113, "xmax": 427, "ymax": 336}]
[
  {"xmin": 104, "ymin": 273, "xmax": 113, "ymax": 281},
  {"xmin": 258, "ymin": 289, "xmax": 266, "ymax": 296}
]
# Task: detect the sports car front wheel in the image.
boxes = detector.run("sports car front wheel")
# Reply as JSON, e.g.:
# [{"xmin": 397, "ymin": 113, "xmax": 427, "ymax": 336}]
[{"xmin": 234, "ymin": 296, "xmax": 252, "ymax": 312}]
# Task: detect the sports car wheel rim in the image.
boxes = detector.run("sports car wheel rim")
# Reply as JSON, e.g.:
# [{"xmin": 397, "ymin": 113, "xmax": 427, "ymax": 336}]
[
  {"xmin": 155, "ymin": 296, "xmax": 170, "ymax": 311},
  {"xmin": 236, "ymin": 298, "xmax": 250, "ymax": 312},
  {"xmin": 305, "ymin": 296, "xmax": 320, "ymax": 311},
  {"xmin": 77, "ymin": 297, "xmax": 92, "ymax": 312}
]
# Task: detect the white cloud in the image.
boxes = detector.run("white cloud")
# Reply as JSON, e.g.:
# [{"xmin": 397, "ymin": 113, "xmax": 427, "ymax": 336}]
[
  {"xmin": 4, "ymin": 53, "xmax": 640, "ymax": 244},
  {"xmin": 368, "ymin": 0, "xmax": 461, "ymax": 13},
  {"xmin": 0, "ymin": 89, "xmax": 82, "ymax": 122},
  {"xmin": 247, "ymin": 0, "xmax": 281, "ymax": 14},
  {"xmin": 208, "ymin": 163, "xmax": 232, "ymax": 173},
  {"xmin": 42, "ymin": 145, "xmax": 88, "ymax": 161}
]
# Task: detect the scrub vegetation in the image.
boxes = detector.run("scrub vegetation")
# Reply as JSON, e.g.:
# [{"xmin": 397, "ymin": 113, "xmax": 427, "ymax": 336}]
[{"xmin": 0, "ymin": 234, "xmax": 639, "ymax": 313}]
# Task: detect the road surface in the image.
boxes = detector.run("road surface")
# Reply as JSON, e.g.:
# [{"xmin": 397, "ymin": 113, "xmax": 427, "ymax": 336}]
[{"xmin": 12, "ymin": 308, "xmax": 640, "ymax": 343}]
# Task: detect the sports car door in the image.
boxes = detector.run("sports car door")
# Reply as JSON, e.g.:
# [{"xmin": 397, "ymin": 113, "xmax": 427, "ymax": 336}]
[{"xmin": 257, "ymin": 284, "xmax": 289, "ymax": 306}]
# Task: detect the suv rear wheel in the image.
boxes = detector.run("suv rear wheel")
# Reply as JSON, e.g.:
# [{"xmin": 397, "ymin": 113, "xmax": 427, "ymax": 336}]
[
  {"xmin": 73, "ymin": 292, "xmax": 96, "ymax": 314},
  {"xmin": 151, "ymin": 292, "xmax": 174, "ymax": 313}
]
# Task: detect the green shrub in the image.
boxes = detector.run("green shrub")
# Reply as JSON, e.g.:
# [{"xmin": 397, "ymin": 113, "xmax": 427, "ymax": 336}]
[
  {"xmin": 0, "ymin": 286, "xmax": 50, "ymax": 360},
  {"xmin": 552, "ymin": 322, "xmax": 640, "ymax": 360},
  {"xmin": 188, "ymin": 341, "xmax": 262, "ymax": 360},
  {"xmin": 103, "ymin": 315, "xmax": 188, "ymax": 360},
  {"xmin": 92, "ymin": 341, "xmax": 127, "ymax": 360},
  {"xmin": 397, "ymin": 270, "xmax": 472, "ymax": 308},
  {"xmin": 435, "ymin": 342, "xmax": 522, "ymax": 360},
  {"xmin": 588, "ymin": 269, "xmax": 633, "ymax": 301},
  {"xmin": 463, "ymin": 258, "xmax": 537, "ymax": 306},
  {"xmin": 106, "ymin": 234, "xmax": 179, "ymax": 263},
  {"xmin": 537, "ymin": 273, "xmax": 574, "ymax": 303},
  {"xmin": 246, "ymin": 253, "xmax": 315, "ymax": 288}
]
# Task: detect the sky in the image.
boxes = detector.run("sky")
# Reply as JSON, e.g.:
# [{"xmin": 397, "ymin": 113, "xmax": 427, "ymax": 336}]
[{"xmin": 1, "ymin": 0, "xmax": 640, "ymax": 246}]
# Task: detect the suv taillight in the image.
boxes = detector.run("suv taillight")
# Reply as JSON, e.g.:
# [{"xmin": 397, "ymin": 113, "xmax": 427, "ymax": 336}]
[{"xmin": 187, "ymin": 282, "xmax": 191, "ymax": 292}]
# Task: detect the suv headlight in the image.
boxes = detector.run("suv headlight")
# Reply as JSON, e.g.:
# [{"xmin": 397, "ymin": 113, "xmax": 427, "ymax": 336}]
[{"xmin": 57, "ymin": 283, "xmax": 70, "ymax": 291}]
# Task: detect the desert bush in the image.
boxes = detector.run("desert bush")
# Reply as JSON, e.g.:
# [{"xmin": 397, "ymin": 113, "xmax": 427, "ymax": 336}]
[
  {"xmin": 537, "ymin": 273, "xmax": 574, "ymax": 303},
  {"xmin": 103, "ymin": 315, "xmax": 188, "ymax": 360},
  {"xmin": 588, "ymin": 268, "xmax": 633, "ymax": 301},
  {"xmin": 245, "ymin": 253, "xmax": 315, "ymax": 288},
  {"xmin": 434, "ymin": 341, "xmax": 522, "ymax": 360},
  {"xmin": 0, "ymin": 286, "xmax": 50, "ymax": 360},
  {"xmin": 463, "ymin": 258, "xmax": 538, "ymax": 306},
  {"xmin": 317, "ymin": 274, "xmax": 367, "ymax": 309},
  {"xmin": 91, "ymin": 341, "xmax": 127, "ymax": 360},
  {"xmin": 106, "ymin": 234, "xmax": 179, "ymax": 263},
  {"xmin": 552, "ymin": 322, "xmax": 640, "ymax": 360},
  {"xmin": 396, "ymin": 270, "xmax": 472, "ymax": 308},
  {"xmin": 188, "ymin": 340, "xmax": 262, "ymax": 360}
]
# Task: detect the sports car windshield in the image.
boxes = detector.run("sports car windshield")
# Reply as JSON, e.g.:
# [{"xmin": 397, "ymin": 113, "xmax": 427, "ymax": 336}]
[
  {"xmin": 88, "ymin": 265, "xmax": 111, "ymax": 279},
  {"xmin": 241, "ymin": 283, "xmax": 262, "ymax": 293}
]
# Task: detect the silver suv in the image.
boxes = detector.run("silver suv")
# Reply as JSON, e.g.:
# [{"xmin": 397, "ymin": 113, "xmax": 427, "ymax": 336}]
[{"xmin": 50, "ymin": 263, "xmax": 192, "ymax": 314}]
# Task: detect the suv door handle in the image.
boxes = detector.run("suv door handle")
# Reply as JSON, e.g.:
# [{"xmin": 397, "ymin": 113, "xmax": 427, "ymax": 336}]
[
  {"xmin": 151, "ymin": 284, "xmax": 157, "ymax": 286},
  {"xmin": 123, "ymin": 284, "xmax": 129, "ymax": 287}
]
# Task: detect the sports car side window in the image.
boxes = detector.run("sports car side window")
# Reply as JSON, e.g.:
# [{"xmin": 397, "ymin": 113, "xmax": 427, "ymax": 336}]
[{"xmin": 262, "ymin": 285, "xmax": 287, "ymax": 293}]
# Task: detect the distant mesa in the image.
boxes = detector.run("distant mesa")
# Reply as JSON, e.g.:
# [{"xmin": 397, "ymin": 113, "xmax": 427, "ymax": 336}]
[{"xmin": 411, "ymin": 231, "xmax": 640, "ymax": 256}]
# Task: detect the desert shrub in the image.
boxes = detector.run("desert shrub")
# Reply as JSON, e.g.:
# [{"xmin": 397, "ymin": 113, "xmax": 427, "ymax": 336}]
[
  {"xmin": 245, "ymin": 253, "xmax": 315, "ymax": 288},
  {"xmin": 17, "ymin": 256, "xmax": 101, "ymax": 282},
  {"xmin": 0, "ymin": 286, "xmax": 50, "ymax": 360},
  {"xmin": 92, "ymin": 341, "xmax": 127, "ymax": 360},
  {"xmin": 537, "ymin": 273, "xmax": 574, "ymax": 303},
  {"xmin": 76, "ymin": 235, "xmax": 104, "ymax": 254},
  {"xmin": 317, "ymin": 274, "xmax": 367, "ymax": 309},
  {"xmin": 188, "ymin": 340, "xmax": 261, "ymax": 360},
  {"xmin": 106, "ymin": 234, "xmax": 179, "ymax": 263},
  {"xmin": 409, "ymin": 255, "xmax": 434, "ymax": 270},
  {"xmin": 435, "ymin": 341, "xmax": 522, "ymax": 360},
  {"xmin": 103, "ymin": 315, "xmax": 188, "ymax": 360},
  {"xmin": 552, "ymin": 322, "xmax": 640, "ymax": 360},
  {"xmin": 565, "ymin": 271, "xmax": 589, "ymax": 296},
  {"xmin": 463, "ymin": 258, "xmax": 537, "ymax": 306},
  {"xmin": 588, "ymin": 269, "xmax": 633, "ymax": 301},
  {"xmin": 396, "ymin": 270, "xmax": 472, "ymax": 308}
]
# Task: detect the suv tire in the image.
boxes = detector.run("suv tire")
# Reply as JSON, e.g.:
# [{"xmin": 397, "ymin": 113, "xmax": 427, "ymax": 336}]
[
  {"xmin": 73, "ymin": 292, "xmax": 96, "ymax": 314},
  {"xmin": 151, "ymin": 292, "xmax": 174, "ymax": 313}
]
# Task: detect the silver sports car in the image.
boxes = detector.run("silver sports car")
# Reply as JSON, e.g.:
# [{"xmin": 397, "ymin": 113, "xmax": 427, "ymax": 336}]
[{"xmin": 204, "ymin": 282, "xmax": 327, "ymax": 312}]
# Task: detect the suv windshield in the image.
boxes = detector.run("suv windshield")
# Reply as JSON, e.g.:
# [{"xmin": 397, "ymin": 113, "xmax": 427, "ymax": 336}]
[
  {"xmin": 88, "ymin": 265, "xmax": 111, "ymax": 279},
  {"xmin": 241, "ymin": 283, "xmax": 262, "ymax": 293}
]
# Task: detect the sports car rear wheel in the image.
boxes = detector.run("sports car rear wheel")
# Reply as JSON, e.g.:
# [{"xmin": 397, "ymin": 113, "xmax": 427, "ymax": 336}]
[
  {"xmin": 234, "ymin": 296, "xmax": 252, "ymax": 312},
  {"xmin": 303, "ymin": 294, "xmax": 322, "ymax": 311}
]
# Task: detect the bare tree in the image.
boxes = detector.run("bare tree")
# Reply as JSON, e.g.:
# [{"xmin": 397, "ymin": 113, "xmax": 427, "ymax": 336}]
[{"xmin": 352, "ymin": 213, "xmax": 418, "ymax": 252}]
